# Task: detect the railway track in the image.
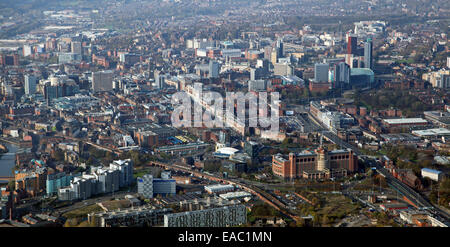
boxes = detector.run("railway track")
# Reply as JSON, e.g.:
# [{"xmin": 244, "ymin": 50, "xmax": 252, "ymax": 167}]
[{"xmin": 150, "ymin": 161, "xmax": 301, "ymax": 222}]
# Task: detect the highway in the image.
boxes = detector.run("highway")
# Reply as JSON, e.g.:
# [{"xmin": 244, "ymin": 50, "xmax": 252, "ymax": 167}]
[
  {"xmin": 306, "ymin": 112, "xmax": 363, "ymax": 155},
  {"xmin": 322, "ymin": 131, "xmax": 363, "ymax": 156}
]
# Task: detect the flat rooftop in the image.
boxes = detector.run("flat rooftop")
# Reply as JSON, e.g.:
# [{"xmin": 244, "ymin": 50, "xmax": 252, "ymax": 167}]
[
  {"xmin": 421, "ymin": 168, "xmax": 442, "ymax": 175},
  {"xmin": 412, "ymin": 128, "xmax": 450, "ymax": 136},
  {"xmin": 383, "ymin": 118, "xmax": 428, "ymax": 125},
  {"xmin": 204, "ymin": 184, "xmax": 234, "ymax": 191}
]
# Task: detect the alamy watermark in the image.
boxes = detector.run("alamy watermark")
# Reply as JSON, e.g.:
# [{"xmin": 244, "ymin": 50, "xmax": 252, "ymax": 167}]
[{"xmin": 171, "ymin": 84, "xmax": 280, "ymax": 135}]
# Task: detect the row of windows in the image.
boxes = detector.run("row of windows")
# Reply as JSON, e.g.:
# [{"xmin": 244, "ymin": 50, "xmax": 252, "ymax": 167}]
[
  {"xmin": 273, "ymin": 162, "xmax": 283, "ymax": 168},
  {"xmin": 296, "ymin": 158, "xmax": 315, "ymax": 163},
  {"xmin": 272, "ymin": 168, "xmax": 284, "ymax": 175},
  {"xmin": 330, "ymin": 155, "xmax": 350, "ymax": 160}
]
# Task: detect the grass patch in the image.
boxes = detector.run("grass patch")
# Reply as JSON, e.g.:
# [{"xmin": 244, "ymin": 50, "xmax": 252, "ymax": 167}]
[
  {"xmin": 295, "ymin": 193, "xmax": 362, "ymax": 226},
  {"xmin": 134, "ymin": 169, "xmax": 150, "ymax": 179},
  {"xmin": 101, "ymin": 200, "xmax": 131, "ymax": 211},
  {"xmin": 316, "ymin": 195, "xmax": 360, "ymax": 219},
  {"xmin": 62, "ymin": 204, "xmax": 103, "ymax": 219},
  {"xmin": 353, "ymin": 175, "xmax": 388, "ymax": 191}
]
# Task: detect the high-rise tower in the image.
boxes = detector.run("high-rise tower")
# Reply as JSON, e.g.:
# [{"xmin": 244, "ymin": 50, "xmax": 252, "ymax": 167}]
[
  {"xmin": 364, "ymin": 38, "xmax": 373, "ymax": 70},
  {"xmin": 347, "ymin": 35, "xmax": 357, "ymax": 55}
]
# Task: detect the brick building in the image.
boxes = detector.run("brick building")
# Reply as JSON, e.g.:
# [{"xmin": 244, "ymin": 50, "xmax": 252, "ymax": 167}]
[
  {"xmin": 135, "ymin": 130, "xmax": 159, "ymax": 148},
  {"xmin": 272, "ymin": 145, "xmax": 357, "ymax": 180}
]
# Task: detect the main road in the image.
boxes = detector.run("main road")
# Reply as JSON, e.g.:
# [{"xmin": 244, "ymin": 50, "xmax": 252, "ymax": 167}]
[{"xmin": 307, "ymin": 112, "xmax": 362, "ymax": 155}]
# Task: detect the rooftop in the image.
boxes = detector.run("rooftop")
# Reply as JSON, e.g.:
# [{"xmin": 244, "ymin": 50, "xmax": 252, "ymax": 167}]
[
  {"xmin": 350, "ymin": 68, "xmax": 374, "ymax": 76},
  {"xmin": 421, "ymin": 168, "xmax": 442, "ymax": 175},
  {"xmin": 219, "ymin": 191, "xmax": 252, "ymax": 200},
  {"xmin": 204, "ymin": 184, "xmax": 234, "ymax": 191},
  {"xmin": 383, "ymin": 118, "xmax": 428, "ymax": 125},
  {"xmin": 215, "ymin": 147, "xmax": 239, "ymax": 155},
  {"xmin": 412, "ymin": 128, "xmax": 450, "ymax": 136}
]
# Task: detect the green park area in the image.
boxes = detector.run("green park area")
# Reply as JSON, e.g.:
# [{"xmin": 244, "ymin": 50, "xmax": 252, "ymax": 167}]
[
  {"xmin": 62, "ymin": 204, "xmax": 103, "ymax": 219},
  {"xmin": 100, "ymin": 200, "xmax": 131, "ymax": 211},
  {"xmin": 62, "ymin": 204, "xmax": 104, "ymax": 227},
  {"xmin": 246, "ymin": 203, "xmax": 283, "ymax": 226},
  {"xmin": 295, "ymin": 193, "xmax": 362, "ymax": 227}
]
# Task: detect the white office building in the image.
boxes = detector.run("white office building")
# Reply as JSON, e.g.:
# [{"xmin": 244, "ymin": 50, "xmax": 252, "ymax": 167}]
[
  {"xmin": 24, "ymin": 75, "xmax": 37, "ymax": 95},
  {"xmin": 23, "ymin": 45, "xmax": 33, "ymax": 57},
  {"xmin": 109, "ymin": 159, "xmax": 134, "ymax": 187},
  {"xmin": 155, "ymin": 74, "xmax": 166, "ymax": 89},
  {"xmin": 137, "ymin": 174, "xmax": 153, "ymax": 199},
  {"xmin": 58, "ymin": 159, "xmax": 133, "ymax": 201},
  {"xmin": 209, "ymin": 60, "xmax": 220, "ymax": 78}
]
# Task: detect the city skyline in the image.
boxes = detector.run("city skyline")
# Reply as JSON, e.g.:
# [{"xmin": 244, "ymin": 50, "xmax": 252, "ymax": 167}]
[{"xmin": 0, "ymin": 0, "xmax": 449, "ymax": 232}]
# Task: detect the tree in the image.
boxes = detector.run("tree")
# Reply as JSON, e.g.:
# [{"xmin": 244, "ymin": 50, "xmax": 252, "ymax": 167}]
[
  {"xmin": 53, "ymin": 149, "xmax": 65, "ymax": 162},
  {"xmin": 281, "ymin": 138, "xmax": 293, "ymax": 149},
  {"xmin": 252, "ymin": 205, "xmax": 275, "ymax": 217},
  {"xmin": 374, "ymin": 175, "xmax": 387, "ymax": 188},
  {"xmin": 204, "ymin": 160, "xmax": 222, "ymax": 173},
  {"xmin": 7, "ymin": 180, "xmax": 15, "ymax": 190},
  {"xmin": 302, "ymin": 89, "xmax": 310, "ymax": 98},
  {"xmin": 64, "ymin": 218, "xmax": 80, "ymax": 227},
  {"xmin": 312, "ymin": 214, "xmax": 320, "ymax": 226},
  {"xmin": 131, "ymin": 151, "xmax": 142, "ymax": 166},
  {"xmin": 321, "ymin": 215, "xmax": 330, "ymax": 226},
  {"xmin": 77, "ymin": 220, "xmax": 96, "ymax": 227},
  {"xmin": 311, "ymin": 197, "xmax": 320, "ymax": 207},
  {"xmin": 86, "ymin": 156, "xmax": 95, "ymax": 166},
  {"xmin": 296, "ymin": 218, "xmax": 306, "ymax": 227},
  {"xmin": 104, "ymin": 152, "xmax": 115, "ymax": 163}
]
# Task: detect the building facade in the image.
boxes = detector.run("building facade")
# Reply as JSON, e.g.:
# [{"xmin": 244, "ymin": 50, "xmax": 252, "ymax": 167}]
[
  {"xmin": 272, "ymin": 146, "xmax": 357, "ymax": 180},
  {"xmin": 92, "ymin": 70, "xmax": 113, "ymax": 92},
  {"xmin": 164, "ymin": 204, "xmax": 247, "ymax": 227},
  {"xmin": 314, "ymin": 63, "xmax": 329, "ymax": 82},
  {"xmin": 24, "ymin": 75, "xmax": 37, "ymax": 95},
  {"xmin": 153, "ymin": 179, "xmax": 176, "ymax": 196},
  {"xmin": 364, "ymin": 38, "xmax": 373, "ymax": 70},
  {"xmin": 58, "ymin": 159, "xmax": 133, "ymax": 201},
  {"xmin": 137, "ymin": 174, "xmax": 154, "ymax": 199},
  {"xmin": 46, "ymin": 172, "xmax": 79, "ymax": 195}
]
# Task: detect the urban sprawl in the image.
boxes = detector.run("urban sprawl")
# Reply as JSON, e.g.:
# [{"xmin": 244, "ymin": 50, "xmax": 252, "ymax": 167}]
[{"xmin": 0, "ymin": 0, "xmax": 449, "ymax": 228}]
